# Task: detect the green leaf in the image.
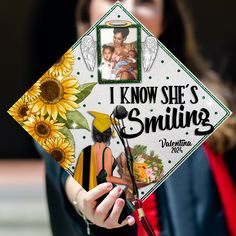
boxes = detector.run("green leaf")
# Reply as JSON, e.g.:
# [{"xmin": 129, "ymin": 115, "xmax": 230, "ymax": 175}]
[
  {"xmin": 157, "ymin": 163, "xmax": 163, "ymax": 170},
  {"xmin": 57, "ymin": 116, "xmax": 65, "ymax": 123},
  {"xmin": 76, "ymin": 82, "xmax": 97, "ymax": 103},
  {"xmin": 66, "ymin": 110, "xmax": 90, "ymax": 131},
  {"xmin": 60, "ymin": 127, "xmax": 75, "ymax": 150},
  {"xmin": 132, "ymin": 144, "xmax": 147, "ymax": 157}
]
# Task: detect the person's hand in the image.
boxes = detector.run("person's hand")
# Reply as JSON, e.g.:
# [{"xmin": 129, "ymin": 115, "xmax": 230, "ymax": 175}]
[
  {"xmin": 116, "ymin": 69, "xmax": 122, "ymax": 75},
  {"xmin": 69, "ymin": 178, "xmax": 135, "ymax": 229},
  {"xmin": 116, "ymin": 55, "xmax": 122, "ymax": 61},
  {"xmin": 120, "ymin": 65, "xmax": 131, "ymax": 72}
]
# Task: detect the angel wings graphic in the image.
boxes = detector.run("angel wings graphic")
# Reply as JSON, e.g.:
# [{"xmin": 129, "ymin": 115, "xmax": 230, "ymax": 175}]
[
  {"xmin": 142, "ymin": 36, "xmax": 158, "ymax": 72},
  {"xmin": 81, "ymin": 35, "xmax": 96, "ymax": 71},
  {"xmin": 81, "ymin": 35, "xmax": 158, "ymax": 73}
]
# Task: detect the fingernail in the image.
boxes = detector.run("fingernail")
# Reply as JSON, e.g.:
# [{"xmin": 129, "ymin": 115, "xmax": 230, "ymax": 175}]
[
  {"xmin": 117, "ymin": 186, "xmax": 122, "ymax": 193},
  {"xmin": 117, "ymin": 199, "xmax": 124, "ymax": 207},
  {"xmin": 106, "ymin": 183, "xmax": 113, "ymax": 190},
  {"xmin": 126, "ymin": 215, "xmax": 135, "ymax": 225}
]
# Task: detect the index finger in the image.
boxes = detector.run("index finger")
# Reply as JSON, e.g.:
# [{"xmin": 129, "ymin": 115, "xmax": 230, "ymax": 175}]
[{"xmin": 86, "ymin": 183, "xmax": 113, "ymax": 203}]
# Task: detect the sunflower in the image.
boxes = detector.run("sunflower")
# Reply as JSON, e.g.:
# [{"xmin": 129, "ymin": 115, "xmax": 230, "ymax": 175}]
[
  {"xmin": 23, "ymin": 116, "xmax": 65, "ymax": 144},
  {"xmin": 8, "ymin": 97, "xmax": 34, "ymax": 123},
  {"xmin": 24, "ymin": 81, "xmax": 41, "ymax": 102},
  {"xmin": 43, "ymin": 138, "xmax": 75, "ymax": 170},
  {"xmin": 30, "ymin": 75, "xmax": 80, "ymax": 120},
  {"xmin": 48, "ymin": 48, "xmax": 74, "ymax": 77}
]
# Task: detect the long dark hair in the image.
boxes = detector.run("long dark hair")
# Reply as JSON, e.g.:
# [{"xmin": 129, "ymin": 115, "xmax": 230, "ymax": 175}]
[
  {"xmin": 159, "ymin": 0, "xmax": 210, "ymax": 77},
  {"xmin": 92, "ymin": 126, "xmax": 112, "ymax": 144},
  {"xmin": 113, "ymin": 27, "xmax": 130, "ymax": 39}
]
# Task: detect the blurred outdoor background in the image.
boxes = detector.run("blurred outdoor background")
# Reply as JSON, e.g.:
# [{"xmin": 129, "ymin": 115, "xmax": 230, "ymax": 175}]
[{"xmin": 0, "ymin": 0, "xmax": 235, "ymax": 235}]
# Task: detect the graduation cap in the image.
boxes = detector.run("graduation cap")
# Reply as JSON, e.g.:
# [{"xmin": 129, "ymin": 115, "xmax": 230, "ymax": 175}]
[
  {"xmin": 8, "ymin": 2, "xmax": 231, "ymax": 235},
  {"xmin": 88, "ymin": 111, "xmax": 119, "ymax": 133}
]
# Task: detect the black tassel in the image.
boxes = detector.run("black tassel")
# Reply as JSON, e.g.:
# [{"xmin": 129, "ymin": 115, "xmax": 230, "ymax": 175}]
[{"xmin": 110, "ymin": 109, "xmax": 156, "ymax": 236}]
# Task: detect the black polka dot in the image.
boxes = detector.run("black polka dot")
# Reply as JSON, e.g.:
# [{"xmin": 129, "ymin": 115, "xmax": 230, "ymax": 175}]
[
  {"xmin": 215, "ymin": 112, "xmax": 218, "ymax": 115},
  {"xmin": 166, "ymin": 76, "xmax": 169, "ymax": 80},
  {"xmin": 130, "ymin": 127, "xmax": 133, "ymax": 131},
  {"xmin": 149, "ymin": 76, "xmax": 152, "ymax": 79},
  {"xmin": 141, "ymin": 191, "xmax": 145, "ymax": 195},
  {"xmin": 202, "ymin": 96, "xmax": 205, "ymax": 99},
  {"xmin": 117, "ymin": 141, "xmax": 120, "ymax": 144},
  {"xmin": 77, "ymin": 57, "xmax": 81, "ymax": 60},
  {"xmin": 168, "ymin": 160, "xmax": 171, "ymax": 164},
  {"xmin": 98, "ymin": 102, "xmax": 101, "ymax": 105},
  {"xmin": 83, "ymin": 104, "xmax": 86, "ymax": 107},
  {"xmin": 150, "ymin": 109, "xmax": 153, "ymax": 112},
  {"xmin": 185, "ymin": 132, "xmax": 189, "ymax": 135},
  {"xmin": 83, "ymin": 136, "xmax": 86, "ymax": 139},
  {"xmin": 77, "ymin": 72, "xmax": 80, "ymax": 75},
  {"xmin": 117, "ymin": 15, "xmax": 121, "ymax": 18},
  {"xmin": 177, "ymin": 69, "xmax": 181, "ymax": 72},
  {"xmin": 90, "ymin": 75, "xmax": 94, "ymax": 78},
  {"xmin": 161, "ymin": 60, "xmax": 164, "ymax": 63},
  {"xmin": 72, "ymin": 166, "xmax": 75, "ymax": 170}
]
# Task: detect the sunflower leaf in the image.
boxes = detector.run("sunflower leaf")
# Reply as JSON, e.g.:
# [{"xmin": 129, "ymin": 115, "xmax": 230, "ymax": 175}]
[
  {"xmin": 60, "ymin": 127, "xmax": 75, "ymax": 150},
  {"xmin": 57, "ymin": 116, "xmax": 66, "ymax": 123},
  {"xmin": 76, "ymin": 82, "xmax": 97, "ymax": 103},
  {"xmin": 66, "ymin": 110, "xmax": 90, "ymax": 131}
]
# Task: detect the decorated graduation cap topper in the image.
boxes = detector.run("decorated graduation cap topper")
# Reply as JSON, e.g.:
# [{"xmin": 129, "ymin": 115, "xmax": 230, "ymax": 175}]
[{"xmin": 8, "ymin": 2, "xmax": 231, "ymax": 235}]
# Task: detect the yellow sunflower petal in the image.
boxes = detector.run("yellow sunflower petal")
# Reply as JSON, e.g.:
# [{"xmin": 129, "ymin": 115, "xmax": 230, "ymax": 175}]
[
  {"xmin": 62, "ymin": 78, "xmax": 79, "ymax": 88},
  {"xmin": 46, "ymin": 105, "xmax": 52, "ymax": 117},
  {"xmin": 45, "ymin": 141, "xmax": 54, "ymax": 150},
  {"xmin": 40, "ymin": 105, "xmax": 47, "ymax": 116},
  {"xmin": 59, "ymin": 111, "xmax": 67, "ymax": 120},
  {"xmin": 61, "ymin": 163, "xmax": 69, "ymax": 169},
  {"xmin": 64, "ymin": 88, "xmax": 80, "ymax": 94},
  {"xmin": 58, "ymin": 138, "xmax": 63, "ymax": 146},
  {"xmin": 51, "ymin": 105, "xmax": 58, "ymax": 120},
  {"xmin": 65, "ymin": 100, "xmax": 79, "ymax": 109},
  {"xmin": 63, "ymin": 94, "xmax": 78, "ymax": 101},
  {"xmin": 64, "ymin": 146, "xmax": 73, "ymax": 152},
  {"xmin": 32, "ymin": 100, "xmax": 43, "ymax": 113},
  {"xmin": 57, "ymin": 103, "xmax": 66, "ymax": 113},
  {"xmin": 61, "ymin": 142, "xmax": 69, "ymax": 149},
  {"xmin": 59, "ymin": 101, "xmax": 74, "ymax": 111},
  {"xmin": 64, "ymin": 62, "xmax": 72, "ymax": 68},
  {"xmin": 48, "ymin": 49, "xmax": 74, "ymax": 77}
]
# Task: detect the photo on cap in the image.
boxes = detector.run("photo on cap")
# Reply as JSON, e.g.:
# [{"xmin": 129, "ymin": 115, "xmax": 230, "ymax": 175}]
[{"xmin": 97, "ymin": 23, "xmax": 141, "ymax": 84}]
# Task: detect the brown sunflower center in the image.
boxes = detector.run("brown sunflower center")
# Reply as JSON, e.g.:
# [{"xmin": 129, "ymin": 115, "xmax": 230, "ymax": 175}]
[
  {"xmin": 40, "ymin": 78, "xmax": 63, "ymax": 104},
  {"xmin": 34, "ymin": 122, "xmax": 51, "ymax": 137},
  {"xmin": 18, "ymin": 105, "xmax": 28, "ymax": 118},
  {"xmin": 55, "ymin": 56, "xmax": 64, "ymax": 65},
  {"xmin": 50, "ymin": 148, "xmax": 65, "ymax": 162}
]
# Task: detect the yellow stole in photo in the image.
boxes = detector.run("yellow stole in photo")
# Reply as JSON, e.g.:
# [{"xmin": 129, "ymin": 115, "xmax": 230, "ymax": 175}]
[{"xmin": 73, "ymin": 145, "xmax": 97, "ymax": 191}]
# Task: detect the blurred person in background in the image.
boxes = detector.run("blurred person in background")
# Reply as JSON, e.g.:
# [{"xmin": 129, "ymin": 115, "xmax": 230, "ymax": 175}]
[{"xmin": 32, "ymin": 0, "xmax": 236, "ymax": 235}]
